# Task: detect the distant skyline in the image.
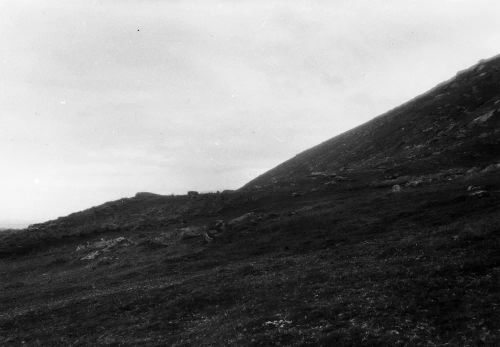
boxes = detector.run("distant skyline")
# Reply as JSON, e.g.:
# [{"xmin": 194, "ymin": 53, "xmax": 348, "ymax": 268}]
[{"xmin": 2, "ymin": 0, "xmax": 500, "ymax": 226}]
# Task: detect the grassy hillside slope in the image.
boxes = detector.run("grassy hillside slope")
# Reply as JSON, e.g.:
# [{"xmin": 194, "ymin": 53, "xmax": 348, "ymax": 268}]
[
  {"xmin": 244, "ymin": 55, "xmax": 500, "ymax": 190},
  {"xmin": 1, "ymin": 56, "xmax": 499, "ymax": 345},
  {"xmin": 1, "ymin": 172, "xmax": 499, "ymax": 345}
]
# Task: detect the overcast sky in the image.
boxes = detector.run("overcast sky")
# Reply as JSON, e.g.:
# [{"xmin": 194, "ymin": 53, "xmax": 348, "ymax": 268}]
[{"xmin": 1, "ymin": 0, "xmax": 500, "ymax": 226}]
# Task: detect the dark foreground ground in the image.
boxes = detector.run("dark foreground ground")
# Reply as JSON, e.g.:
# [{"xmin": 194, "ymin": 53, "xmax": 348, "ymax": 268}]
[{"xmin": 1, "ymin": 171, "xmax": 499, "ymax": 346}]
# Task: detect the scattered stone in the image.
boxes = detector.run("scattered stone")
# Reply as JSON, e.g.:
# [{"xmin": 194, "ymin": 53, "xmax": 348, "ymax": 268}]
[
  {"xmin": 467, "ymin": 185, "xmax": 482, "ymax": 192},
  {"xmin": 482, "ymin": 163, "xmax": 500, "ymax": 173},
  {"xmin": 406, "ymin": 179, "xmax": 424, "ymax": 187},
  {"xmin": 178, "ymin": 226, "xmax": 206, "ymax": 239},
  {"xmin": 93, "ymin": 237, "xmax": 128, "ymax": 250},
  {"xmin": 391, "ymin": 185, "xmax": 402, "ymax": 193},
  {"xmin": 470, "ymin": 190, "xmax": 489, "ymax": 198},
  {"xmin": 81, "ymin": 250, "xmax": 100, "ymax": 261},
  {"xmin": 307, "ymin": 171, "xmax": 337, "ymax": 179},
  {"xmin": 467, "ymin": 185, "xmax": 489, "ymax": 198},
  {"xmin": 202, "ymin": 232, "xmax": 213, "ymax": 243},
  {"xmin": 472, "ymin": 110, "xmax": 495, "ymax": 124},
  {"xmin": 77, "ymin": 237, "xmax": 130, "ymax": 254},
  {"xmin": 76, "ymin": 244, "xmax": 86, "ymax": 251}
]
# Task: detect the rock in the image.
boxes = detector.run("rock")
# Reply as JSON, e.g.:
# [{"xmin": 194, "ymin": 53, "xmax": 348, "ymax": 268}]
[
  {"xmin": 202, "ymin": 232, "xmax": 213, "ymax": 243},
  {"xmin": 472, "ymin": 110, "xmax": 495, "ymax": 124},
  {"xmin": 482, "ymin": 163, "xmax": 500, "ymax": 173},
  {"xmin": 467, "ymin": 185, "xmax": 482, "ymax": 192},
  {"xmin": 470, "ymin": 190, "xmax": 489, "ymax": 198},
  {"xmin": 406, "ymin": 179, "xmax": 424, "ymax": 187},
  {"xmin": 178, "ymin": 226, "xmax": 206, "ymax": 239},
  {"xmin": 81, "ymin": 250, "xmax": 100, "ymax": 261},
  {"xmin": 76, "ymin": 244, "xmax": 86, "ymax": 251},
  {"xmin": 307, "ymin": 171, "xmax": 337, "ymax": 179},
  {"xmin": 178, "ymin": 222, "xmax": 224, "ymax": 242},
  {"xmin": 93, "ymin": 237, "xmax": 128, "ymax": 250},
  {"xmin": 391, "ymin": 185, "xmax": 402, "ymax": 193},
  {"xmin": 466, "ymin": 184, "xmax": 488, "ymax": 197},
  {"xmin": 78, "ymin": 237, "xmax": 130, "ymax": 256},
  {"xmin": 187, "ymin": 191, "xmax": 199, "ymax": 197}
]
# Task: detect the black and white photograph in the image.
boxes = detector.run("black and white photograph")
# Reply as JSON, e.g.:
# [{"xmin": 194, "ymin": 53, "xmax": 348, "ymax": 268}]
[{"xmin": 1, "ymin": 1, "xmax": 500, "ymax": 345}]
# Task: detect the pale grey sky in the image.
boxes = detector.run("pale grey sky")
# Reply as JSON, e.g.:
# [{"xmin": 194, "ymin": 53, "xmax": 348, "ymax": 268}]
[{"xmin": 1, "ymin": 0, "xmax": 500, "ymax": 226}]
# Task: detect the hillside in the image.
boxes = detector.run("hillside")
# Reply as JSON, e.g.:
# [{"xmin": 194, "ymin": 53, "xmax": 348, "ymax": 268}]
[
  {"xmin": 244, "ymin": 55, "xmax": 500, "ymax": 191},
  {"xmin": 1, "ymin": 56, "xmax": 499, "ymax": 346}
]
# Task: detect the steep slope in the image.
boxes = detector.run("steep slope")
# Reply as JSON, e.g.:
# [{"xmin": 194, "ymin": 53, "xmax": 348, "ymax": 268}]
[
  {"xmin": 1, "ymin": 55, "xmax": 500, "ymax": 346},
  {"xmin": 244, "ymin": 55, "xmax": 500, "ymax": 190}
]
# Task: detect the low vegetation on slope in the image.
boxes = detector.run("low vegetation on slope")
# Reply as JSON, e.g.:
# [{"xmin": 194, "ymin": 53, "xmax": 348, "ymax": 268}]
[
  {"xmin": 244, "ymin": 55, "xmax": 500, "ymax": 190},
  {"xmin": 1, "ymin": 56, "xmax": 499, "ymax": 345},
  {"xmin": 0, "ymin": 171, "xmax": 499, "ymax": 345}
]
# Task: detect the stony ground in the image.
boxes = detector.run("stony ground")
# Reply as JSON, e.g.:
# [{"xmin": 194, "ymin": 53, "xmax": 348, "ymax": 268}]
[{"xmin": 0, "ymin": 169, "xmax": 499, "ymax": 346}]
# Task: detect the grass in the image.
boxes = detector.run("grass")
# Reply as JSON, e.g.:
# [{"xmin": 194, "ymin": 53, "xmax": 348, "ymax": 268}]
[
  {"xmin": 0, "ymin": 172, "xmax": 499, "ymax": 346},
  {"xmin": 3, "ymin": 53, "xmax": 500, "ymax": 346}
]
